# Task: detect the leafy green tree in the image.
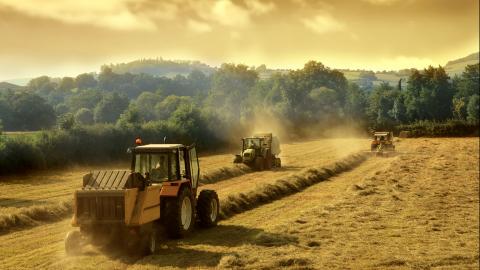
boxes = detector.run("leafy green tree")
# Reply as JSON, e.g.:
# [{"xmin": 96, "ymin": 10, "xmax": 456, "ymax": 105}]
[
  {"xmin": 135, "ymin": 92, "xmax": 163, "ymax": 121},
  {"xmin": 207, "ymin": 64, "xmax": 258, "ymax": 122},
  {"xmin": 58, "ymin": 113, "xmax": 76, "ymax": 130},
  {"xmin": 67, "ymin": 89, "xmax": 103, "ymax": 112},
  {"xmin": 74, "ymin": 108, "xmax": 94, "ymax": 125},
  {"xmin": 307, "ymin": 87, "xmax": 340, "ymax": 122},
  {"xmin": 0, "ymin": 96, "xmax": 13, "ymax": 130},
  {"xmin": 54, "ymin": 103, "xmax": 69, "ymax": 116},
  {"xmin": 155, "ymin": 95, "xmax": 194, "ymax": 121},
  {"xmin": 75, "ymin": 73, "xmax": 97, "ymax": 89},
  {"xmin": 117, "ymin": 105, "xmax": 143, "ymax": 128},
  {"xmin": 367, "ymin": 82, "xmax": 397, "ymax": 128},
  {"xmin": 467, "ymin": 94, "xmax": 479, "ymax": 123},
  {"xmin": 405, "ymin": 66, "xmax": 453, "ymax": 121},
  {"xmin": 58, "ymin": 77, "xmax": 76, "ymax": 91},
  {"xmin": 344, "ymin": 82, "xmax": 367, "ymax": 122},
  {"xmin": 455, "ymin": 64, "xmax": 479, "ymax": 99},
  {"xmin": 10, "ymin": 92, "xmax": 56, "ymax": 130},
  {"xmin": 390, "ymin": 94, "xmax": 407, "ymax": 123},
  {"xmin": 93, "ymin": 93, "xmax": 129, "ymax": 123},
  {"xmin": 452, "ymin": 97, "xmax": 468, "ymax": 120},
  {"xmin": 28, "ymin": 76, "xmax": 56, "ymax": 97}
]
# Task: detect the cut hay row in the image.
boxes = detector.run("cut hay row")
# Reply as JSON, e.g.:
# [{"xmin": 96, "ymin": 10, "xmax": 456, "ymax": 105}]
[
  {"xmin": 0, "ymin": 153, "xmax": 366, "ymax": 234},
  {"xmin": 218, "ymin": 153, "xmax": 368, "ymax": 220},
  {"xmin": 0, "ymin": 164, "xmax": 252, "ymax": 234},
  {"xmin": 200, "ymin": 164, "xmax": 252, "ymax": 185},
  {"xmin": 0, "ymin": 200, "xmax": 72, "ymax": 234}
]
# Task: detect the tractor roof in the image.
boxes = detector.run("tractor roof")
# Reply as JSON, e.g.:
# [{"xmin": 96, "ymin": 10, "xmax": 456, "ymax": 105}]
[
  {"xmin": 134, "ymin": 144, "xmax": 184, "ymax": 151},
  {"xmin": 253, "ymin": 133, "xmax": 272, "ymax": 137},
  {"xmin": 374, "ymin": 132, "xmax": 390, "ymax": 136}
]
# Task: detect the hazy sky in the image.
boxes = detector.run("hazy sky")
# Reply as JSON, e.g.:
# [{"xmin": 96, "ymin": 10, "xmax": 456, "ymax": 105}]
[{"xmin": 0, "ymin": 0, "xmax": 478, "ymax": 81}]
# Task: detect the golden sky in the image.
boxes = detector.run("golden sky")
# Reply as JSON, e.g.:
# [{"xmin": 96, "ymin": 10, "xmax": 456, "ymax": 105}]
[{"xmin": 0, "ymin": 0, "xmax": 478, "ymax": 80}]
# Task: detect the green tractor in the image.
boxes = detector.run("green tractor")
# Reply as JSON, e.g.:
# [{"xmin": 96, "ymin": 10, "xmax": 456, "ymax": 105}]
[{"xmin": 233, "ymin": 133, "xmax": 281, "ymax": 171}]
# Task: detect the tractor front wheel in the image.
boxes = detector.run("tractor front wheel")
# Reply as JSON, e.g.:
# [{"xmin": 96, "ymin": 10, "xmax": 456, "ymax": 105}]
[
  {"xmin": 65, "ymin": 230, "xmax": 82, "ymax": 255},
  {"xmin": 165, "ymin": 187, "xmax": 194, "ymax": 238},
  {"xmin": 197, "ymin": 190, "xmax": 220, "ymax": 228},
  {"xmin": 140, "ymin": 230, "xmax": 156, "ymax": 255}
]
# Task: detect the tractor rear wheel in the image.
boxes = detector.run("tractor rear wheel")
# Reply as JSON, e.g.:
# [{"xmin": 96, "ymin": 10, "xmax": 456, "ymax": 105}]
[
  {"xmin": 65, "ymin": 230, "xmax": 82, "ymax": 255},
  {"xmin": 196, "ymin": 190, "xmax": 219, "ymax": 228},
  {"xmin": 164, "ymin": 187, "xmax": 194, "ymax": 238},
  {"xmin": 264, "ymin": 151, "xmax": 273, "ymax": 170}
]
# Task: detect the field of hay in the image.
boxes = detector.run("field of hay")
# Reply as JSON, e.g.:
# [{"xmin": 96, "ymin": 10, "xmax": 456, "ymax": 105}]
[{"xmin": 0, "ymin": 137, "xmax": 478, "ymax": 269}]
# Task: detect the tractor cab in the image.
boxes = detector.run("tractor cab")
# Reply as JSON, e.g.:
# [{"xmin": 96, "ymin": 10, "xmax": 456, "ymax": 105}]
[
  {"xmin": 131, "ymin": 144, "xmax": 199, "ymax": 188},
  {"xmin": 67, "ymin": 139, "xmax": 219, "ymax": 256},
  {"xmin": 234, "ymin": 133, "xmax": 282, "ymax": 170}
]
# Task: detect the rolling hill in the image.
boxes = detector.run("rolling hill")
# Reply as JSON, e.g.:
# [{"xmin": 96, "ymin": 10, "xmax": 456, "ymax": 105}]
[{"xmin": 444, "ymin": 52, "xmax": 479, "ymax": 75}]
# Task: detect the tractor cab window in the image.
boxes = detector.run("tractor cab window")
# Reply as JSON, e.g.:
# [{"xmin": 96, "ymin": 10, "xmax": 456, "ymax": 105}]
[
  {"xmin": 134, "ymin": 152, "xmax": 179, "ymax": 182},
  {"xmin": 244, "ymin": 138, "xmax": 261, "ymax": 149}
]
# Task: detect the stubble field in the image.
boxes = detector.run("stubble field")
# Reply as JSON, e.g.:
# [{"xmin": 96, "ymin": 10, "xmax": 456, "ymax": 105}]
[{"xmin": 0, "ymin": 137, "xmax": 478, "ymax": 269}]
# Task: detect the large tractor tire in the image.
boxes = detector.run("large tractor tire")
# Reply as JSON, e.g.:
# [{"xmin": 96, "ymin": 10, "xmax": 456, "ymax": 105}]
[
  {"xmin": 164, "ymin": 187, "xmax": 194, "ymax": 238},
  {"xmin": 196, "ymin": 190, "xmax": 220, "ymax": 228},
  {"xmin": 233, "ymin": 155, "xmax": 243, "ymax": 163},
  {"xmin": 264, "ymin": 150, "xmax": 273, "ymax": 170},
  {"xmin": 254, "ymin": 157, "xmax": 264, "ymax": 171},
  {"xmin": 65, "ymin": 230, "xmax": 82, "ymax": 255}
]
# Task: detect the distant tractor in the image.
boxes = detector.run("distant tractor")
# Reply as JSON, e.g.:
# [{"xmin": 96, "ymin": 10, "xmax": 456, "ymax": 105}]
[
  {"xmin": 65, "ymin": 139, "xmax": 219, "ymax": 256},
  {"xmin": 233, "ymin": 133, "xmax": 281, "ymax": 170},
  {"xmin": 371, "ymin": 131, "xmax": 395, "ymax": 155}
]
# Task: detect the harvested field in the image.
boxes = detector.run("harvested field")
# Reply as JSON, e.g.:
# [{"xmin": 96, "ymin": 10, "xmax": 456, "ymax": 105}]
[
  {"xmin": 0, "ymin": 138, "xmax": 365, "ymax": 232},
  {"xmin": 0, "ymin": 138, "xmax": 477, "ymax": 269}
]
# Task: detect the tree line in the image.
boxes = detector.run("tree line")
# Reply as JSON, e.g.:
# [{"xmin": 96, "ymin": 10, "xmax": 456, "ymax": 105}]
[{"xmin": 0, "ymin": 61, "xmax": 478, "ymax": 137}]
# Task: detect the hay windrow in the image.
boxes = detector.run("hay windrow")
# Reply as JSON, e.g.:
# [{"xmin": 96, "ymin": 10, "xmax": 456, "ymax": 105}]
[
  {"xmin": 200, "ymin": 164, "xmax": 252, "ymax": 185},
  {"xmin": 0, "ymin": 153, "xmax": 366, "ymax": 233},
  {"xmin": 0, "ymin": 200, "xmax": 72, "ymax": 233},
  {"xmin": 218, "ymin": 153, "xmax": 368, "ymax": 220}
]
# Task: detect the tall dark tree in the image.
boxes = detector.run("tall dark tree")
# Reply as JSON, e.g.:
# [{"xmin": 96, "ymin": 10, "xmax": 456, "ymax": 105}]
[
  {"xmin": 10, "ymin": 92, "xmax": 56, "ymax": 130},
  {"xmin": 93, "ymin": 93, "xmax": 129, "ymax": 123},
  {"xmin": 75, "ymin": 73, "xmax": 97, "ymax": 89}
]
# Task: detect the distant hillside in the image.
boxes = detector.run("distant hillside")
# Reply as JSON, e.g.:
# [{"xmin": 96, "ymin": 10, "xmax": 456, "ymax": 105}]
[
  {"xmin": 2, "ymin": 78, "xmax": 31, "ymax": 86},
  {"xmin": 105, "ymin": 58, "xmax": 216, "ymax": 77},
  {"xmin": 0, "ymin": 82, "xmax": 23, "ymax": 91},
  {"xmin": 444, "ymin": 52, "xmax": 479, "ymax": 75}
]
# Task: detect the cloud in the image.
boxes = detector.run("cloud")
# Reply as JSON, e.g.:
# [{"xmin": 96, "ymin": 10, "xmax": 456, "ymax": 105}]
[
  {"xmin": 245, "ymin": 0, "xmax": 275, "ymax": 15},
  {"xmin": 302, "ymin": 14, "xmax": 344, "ymax": 34},
  {"xmin": 187, "ymin": 19, "xmax": 212, "ymax": 33},
  {"xmin": 128, "ymin": 0, "xmax": 179, "ymax": 21},
  {"xmin": 361, "ymin": 0, "xmax": 400, "ymax": 5},
  {"xmin": 211, "ymin": 0, "xmax": 251, "ymax": 27},
  {"xmin": 0, "ymin": 0, "xmax": 156, "ymax": 31}
]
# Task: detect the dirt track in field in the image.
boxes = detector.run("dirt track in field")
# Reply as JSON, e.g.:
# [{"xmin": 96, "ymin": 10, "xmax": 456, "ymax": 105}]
[{"xmin": 0, "ymin": 138, "xmax": 478, "ymax": 269}]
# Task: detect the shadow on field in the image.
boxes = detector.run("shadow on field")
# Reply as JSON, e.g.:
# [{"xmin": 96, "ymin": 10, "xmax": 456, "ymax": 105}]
[{"xmin": 94, "ymin": 225, "xmax": 298, "ymax": 268}]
